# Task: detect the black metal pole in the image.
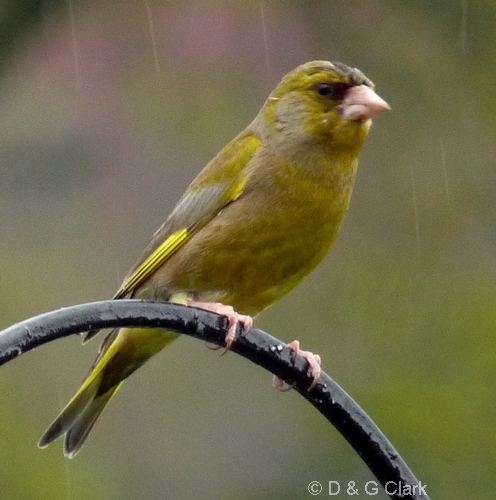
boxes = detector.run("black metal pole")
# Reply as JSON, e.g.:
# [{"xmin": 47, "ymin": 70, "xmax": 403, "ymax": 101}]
[{"xmin": 0, "ymin": 300, "xmax": 430, "ymax": 500}]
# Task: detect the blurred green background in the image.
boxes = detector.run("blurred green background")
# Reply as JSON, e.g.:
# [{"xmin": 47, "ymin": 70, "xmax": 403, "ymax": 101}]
[{"xmin": 1, "ymin": 1, "xmax": 495, "ymax": 498}]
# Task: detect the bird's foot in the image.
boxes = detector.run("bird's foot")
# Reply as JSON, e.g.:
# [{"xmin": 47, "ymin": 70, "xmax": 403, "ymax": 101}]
[
  {"xmin": 188, "ymin": 301, "xmax": 253, "ymax": 349},
  {"xmin": 273, "ymin": 340, "xmax": 321, "ymax": 391}
]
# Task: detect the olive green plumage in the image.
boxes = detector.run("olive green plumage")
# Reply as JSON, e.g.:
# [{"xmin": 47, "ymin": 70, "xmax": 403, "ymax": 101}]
[{"xmin": 39, "ymin": 60, "xmax": 388, "ymax": 457}]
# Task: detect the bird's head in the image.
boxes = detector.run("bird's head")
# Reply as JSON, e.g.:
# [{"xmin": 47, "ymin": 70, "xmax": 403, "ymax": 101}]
[{"xmin": 259, "ymin": 61, "xmax": 389, "ymax": 155}]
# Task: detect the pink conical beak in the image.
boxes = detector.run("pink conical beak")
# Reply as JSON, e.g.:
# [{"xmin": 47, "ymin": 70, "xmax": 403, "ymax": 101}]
[{"xmin": 340, "ymin": 85, "xmax": 390, "ymax": 122}]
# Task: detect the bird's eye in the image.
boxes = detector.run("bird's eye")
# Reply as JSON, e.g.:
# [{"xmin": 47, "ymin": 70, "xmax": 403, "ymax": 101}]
[{"xmin": 316, "ymin": 83, "xmax": 349, "ymax": 101}]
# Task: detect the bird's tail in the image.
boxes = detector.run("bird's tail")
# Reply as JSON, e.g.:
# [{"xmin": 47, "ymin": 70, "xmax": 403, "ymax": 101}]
[{"xmin": 38, "ymin": 327, "xmax": 177, "ymax": 457}]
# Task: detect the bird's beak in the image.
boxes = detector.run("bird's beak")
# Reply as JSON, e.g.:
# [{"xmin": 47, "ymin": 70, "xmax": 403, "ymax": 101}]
[{"xmin": 340, "ymin": 85, "xmax": 390, "ymax": 122}]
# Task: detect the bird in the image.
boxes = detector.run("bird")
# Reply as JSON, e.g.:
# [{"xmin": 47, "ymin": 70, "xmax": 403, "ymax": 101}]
[{"xmin": 38, "ymin": 60, "xmax": 389, "ymax": 457}]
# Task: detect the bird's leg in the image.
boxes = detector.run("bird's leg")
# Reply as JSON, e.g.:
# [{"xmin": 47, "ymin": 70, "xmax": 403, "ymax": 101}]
[
  {"xmin": 273, "ymin": 340, "xmax": 321, "ymax": 391},
  {"xmin": 187, "ymin": 301, "xmax": 253, "ymax": 349}
]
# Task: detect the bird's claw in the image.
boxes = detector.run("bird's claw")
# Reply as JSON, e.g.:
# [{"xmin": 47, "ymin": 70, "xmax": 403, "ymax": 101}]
[
  {"xmin": 273, "ymin": 340, "xmax": 321, "ymax": 391},
  {"xmin": 188, "ymin": 301, "xmax": 253, "ymax": 351}
]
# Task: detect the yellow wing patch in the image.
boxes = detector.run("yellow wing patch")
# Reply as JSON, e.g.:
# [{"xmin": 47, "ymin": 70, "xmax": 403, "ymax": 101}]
[
  {"xmin": 115, "ymin": 228, "xmax": 189, "ymax": 298},
  {"xmin": 114, "ymin": 175, "xmax": 248, "ymax": 299}
]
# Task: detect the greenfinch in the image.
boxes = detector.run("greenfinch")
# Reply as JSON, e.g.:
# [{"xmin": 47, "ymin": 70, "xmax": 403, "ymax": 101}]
[{"xmin": 39, "ymin": 61, "xmax": 389, "ymax": 457}]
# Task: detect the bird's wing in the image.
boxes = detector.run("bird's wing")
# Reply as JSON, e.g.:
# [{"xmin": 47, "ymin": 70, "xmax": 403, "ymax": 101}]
[{"xmin": 114, "ymin": 132, "xmax": 261, "ymax": 299}]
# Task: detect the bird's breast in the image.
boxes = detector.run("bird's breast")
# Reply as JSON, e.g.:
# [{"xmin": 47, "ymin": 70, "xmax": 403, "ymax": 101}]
[{"xmin": 163, "ymin": 156, "xmax": 357, "ymax": 315}]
